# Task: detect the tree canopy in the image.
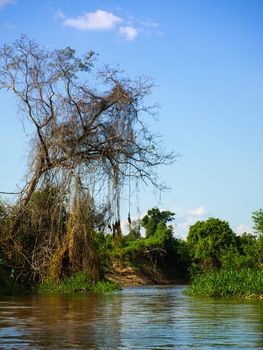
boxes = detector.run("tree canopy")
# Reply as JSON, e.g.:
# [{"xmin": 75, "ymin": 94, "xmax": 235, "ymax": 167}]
[
  {"xmin": 141, "ymin": 207, "xmax": 175, "ymax": 238},
  {"xmin": 187, "ymin": 217, "xmax": 236, "ymax": 269},
  {"xmin": 0, "ymin": 36, "xmax": 174, "ymax": 213},
  {"xmin": 252, "ymin": 209, "xmax": 263, "ymax": 235}
]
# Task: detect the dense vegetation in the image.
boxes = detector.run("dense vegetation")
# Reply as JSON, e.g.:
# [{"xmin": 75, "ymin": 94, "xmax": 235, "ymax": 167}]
[
  {"xmin": 185, "ymin": 269, "xmax": 263, "ymax": 299},
  {"xmin": 0, "ymin": 37, "xmax": 262, "ymax": 298},
  {"xmin": 1, "ymin": 195, "xmax": 263, "ymax": 298},
  {"xmin": 185, "ymin": 210, "xmax": 263, "ymax": 299}
]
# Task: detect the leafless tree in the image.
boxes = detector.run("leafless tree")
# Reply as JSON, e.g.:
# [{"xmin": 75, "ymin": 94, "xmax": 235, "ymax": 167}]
[{"xmin": 0, "ymin": 36, "xmax": 175, "ymax": 282}]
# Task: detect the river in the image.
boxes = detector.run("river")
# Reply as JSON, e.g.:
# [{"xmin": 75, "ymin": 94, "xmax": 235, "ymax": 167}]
[{"xmin": 0, "ymin": 286, "xmax": 262, "ymax": 349}]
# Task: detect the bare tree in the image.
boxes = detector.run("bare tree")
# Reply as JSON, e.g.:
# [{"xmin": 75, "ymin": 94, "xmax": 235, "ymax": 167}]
[{"xmin": 0, "ymin": 36, "xmax": 174, "ymax": 282}]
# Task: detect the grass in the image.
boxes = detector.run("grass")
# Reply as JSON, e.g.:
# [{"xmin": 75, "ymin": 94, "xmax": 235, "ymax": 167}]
[
  {"xmin": 36, "ymin": 272, "xmax": 120, "ymax": 295},
  {"xmin": 185, "ymin": 268, "xmax": 263, "ymax": 299}
]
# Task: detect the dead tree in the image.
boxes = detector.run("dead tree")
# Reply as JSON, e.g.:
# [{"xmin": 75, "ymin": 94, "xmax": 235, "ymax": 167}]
[{"xmin": 0, "ymin": 36, "xmax": 175, "ymax": 282}]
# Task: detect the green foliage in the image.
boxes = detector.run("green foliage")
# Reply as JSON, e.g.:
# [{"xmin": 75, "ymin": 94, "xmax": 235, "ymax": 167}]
[
  {"xmin": 141, "ymin": 208, "xmax": 175, "ymax": 238},
  {"xmin": 88, "ymin": 280, "xmax": 120, "ymax": 293},
  {"xmin": 252, "ymin": 209, "xmax": 263, "ymax": 234},
  {"xmin": 123, "ymin": 222, "xmax": 173, "ymax": 258},
  {"xmin": 3, "ymin": 199, "xmax": 263, "ymax": 295},
  {"xmin": 126, "ymin": 220, "xmax": 141, "ymax": 241},
  {"xmin": 120, "ymin": 214, "xmax": 190, "ymax": 281},
  {"xmin": 37, "ymin": 272, "xmax": 119, "ymax": 295},
  {"xmin": 185, "ymin": 268, "xmax": 263, "ymax": 299},
  {"xmin": 187, "ymin": 218, "xmax": 237, "ymax": 270},
  {"xmin": 220, "ymin": 232, "xmax": 263, "ymax": 270}
]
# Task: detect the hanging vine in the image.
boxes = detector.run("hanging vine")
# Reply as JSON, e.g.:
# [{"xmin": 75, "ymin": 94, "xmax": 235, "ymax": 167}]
[{"xmin": 0, "ymin": 36, "xmax": 175, "ymax": 283}]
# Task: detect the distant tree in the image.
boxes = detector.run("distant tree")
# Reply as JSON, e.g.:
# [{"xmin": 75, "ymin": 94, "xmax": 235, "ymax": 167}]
[
  {"xmin": 252, "ymin": 209, "xmax": 263, "ymax": 235},
  {"xmin": 228, "ymin": 232, "xmax": 262, "ymax": 269},
  {"xmin": 127, "ymin": 219, "xmax": 141, "ymax": 240},
  {"xmin": 141, "ymin": 208, "xmax": 175, "ymax": 238},
  {"xmin": 236, "ymin": 232, "xmax": 256, "ymax": 252},
  {"xmin": 187, "ymin": 218, "xmax": 237, "ymax": 270}
]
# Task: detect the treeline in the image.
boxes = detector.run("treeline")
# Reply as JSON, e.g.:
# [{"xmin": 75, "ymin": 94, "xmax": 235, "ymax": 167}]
[
  {"xmin": 187, "ymin": 215, "xmax": 263, "ymax": 272},
  {"xmin": 0, "ymin": 194, "xmax": 262, "ymax": 293},
  {"xmin": 103, "ymin": 207, "xmax": 263, "ymax": 280}
]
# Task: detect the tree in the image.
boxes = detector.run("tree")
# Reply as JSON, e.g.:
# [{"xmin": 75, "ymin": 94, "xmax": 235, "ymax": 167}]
[
  {"xmin": 8, "ymin": 187, "xmax": 67, "ymax": 282},
  {"xmin": 0, "ymin": 36, "xmax": 174, "ymax": 282},
  {"xmin": 126, "ymin": 219, "xmax": 141, "ymax": 241},
  {"xmin": 187, "ymin": 218, "xmax": 237, "ymax": 270},
  {"xmin": 252, "ymin": 209, "xmax": 263, "ymax": 235},
  {"xmin": 141, "ymin": 208, "xmax": 175, "ymax": 238},
  {"xmin": 228, "ymin": 232, "xmax": 262, "ymax": 269}
]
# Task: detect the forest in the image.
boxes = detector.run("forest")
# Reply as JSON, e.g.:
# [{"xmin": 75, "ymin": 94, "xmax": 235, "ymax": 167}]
[{"xmin": 0, "ymin": 37, "xmax": 262, "ymax": 298}]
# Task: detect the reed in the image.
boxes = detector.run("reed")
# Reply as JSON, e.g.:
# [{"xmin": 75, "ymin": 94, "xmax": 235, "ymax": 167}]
[{"xmin": 185, "ymin": 268, "xmax": 263, "ymax": 299}]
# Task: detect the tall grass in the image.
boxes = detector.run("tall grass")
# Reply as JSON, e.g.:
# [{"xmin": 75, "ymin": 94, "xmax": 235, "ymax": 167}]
[
  {"xmin": 36, "ymin": 272, "xmax": 120, "ymax": 295},
  {"xmin": 185, "ymin": 269, "xmax": 263, "ymax": 299}
]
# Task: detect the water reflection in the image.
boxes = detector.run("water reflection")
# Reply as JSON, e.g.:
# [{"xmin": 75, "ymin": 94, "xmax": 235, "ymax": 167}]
[{"xmin": 0, "ymin": 286, "xmax": 262, "ymax": 349}]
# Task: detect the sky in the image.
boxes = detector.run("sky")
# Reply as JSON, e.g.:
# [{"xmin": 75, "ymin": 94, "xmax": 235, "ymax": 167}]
[{"xmin": 0, "ymin": 0, "xmax": 262, "ymax": 238}]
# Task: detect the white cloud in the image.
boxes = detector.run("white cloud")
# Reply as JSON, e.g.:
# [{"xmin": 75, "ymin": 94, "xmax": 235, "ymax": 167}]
[
  {"xmin": 0, "ymin": 0, "xmax": 15, "ymax": 9},
  {"xmin": 141, "ymin": 20, "xmax": 159, "ymax": 28},
  {"xmin": 188, "ymin": 206, "xmax": 207, "ymax": 217},
  {"xmin": 54, "ymin": 9, "xmax": 65, "ymax": 19},
  {"xmin": 171, "ymin": 205, "xmax": 209, "ymax": 239},
  {"xmin": 59, "ymin": 8, "xmax": 160, "ymax": 41},
  {"xmin": 119, "ymin": 26, "xmax": 138, "ymax": 41},
  {"xmin": 64, "ymin": 9, "xmax": 122, "ymax": 31},
  {"xmin": 235, "ymin": 224, "xmax": 252, "ymax": 235},
  {"xmin": 173, "ymin": 206, "xmax": 208, "ymax": 218}
]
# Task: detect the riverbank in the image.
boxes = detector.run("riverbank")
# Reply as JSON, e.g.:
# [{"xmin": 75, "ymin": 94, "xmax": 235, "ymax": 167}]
[
  {"xmin": 34, "ymin": 257, "xmax": 184, "ymax": 295},
  {"xmin": 104, "ymin": 260, "xmax": 176, "ymax": 287},
  {"xmin": 103, "ymin": 252, "xmax": 189, "ymax": 287},
  {"xmin": 36, "ymin": 273, "xmax": 120, "ymax": 295}
]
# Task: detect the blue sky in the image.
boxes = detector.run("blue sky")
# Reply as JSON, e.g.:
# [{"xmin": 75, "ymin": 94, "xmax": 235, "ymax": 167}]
[{"xmin": 0, "ymin": 0, "xmax": 262, "ymax": 238}]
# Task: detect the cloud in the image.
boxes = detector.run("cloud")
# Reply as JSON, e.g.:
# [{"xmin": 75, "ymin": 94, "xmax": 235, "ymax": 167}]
[
  {"xmin": 141, "ymin": 20, "xmax": 159, "ymax": 28},
  {"xmin": 188, "ymin": 206, "xmax": 207, "ymax": 217},
  {"xmin": 174, "ymin": 206, "xmax": 208, "ymax": 218},
  {"xmin": 235, "ymin": 224, "xmax": 252, "ymax": 235},
  {"xmin": 58, "ymin": 8, "xmax": 160, "ymax": 41},
  {"xmin": 54, "ymin": 9, "xmax": 65, "ymax": 19},
  {"xmin": 0, "ymin": 0, "xmax": 15, "ymax": 9},
  {"xmin": 64, "ymin": 9, "xmax": 122, "ymax": 31},
  {"xmin": 172, "ymin": 205, "xmax": 209, "ymax": 239},
  {"xmin": 119, "ymin": 26, "xmax": 138, "ymax": 41}
]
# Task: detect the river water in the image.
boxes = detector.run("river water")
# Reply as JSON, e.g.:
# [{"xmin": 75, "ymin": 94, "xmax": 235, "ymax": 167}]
[{"xmin": 0, "ymin": 286, "xmax": 262, "ymax": 349}]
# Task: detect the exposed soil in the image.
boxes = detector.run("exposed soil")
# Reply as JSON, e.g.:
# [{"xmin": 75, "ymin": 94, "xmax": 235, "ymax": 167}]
[{"xmin": 104, "ymin": 259, "xmax": 176, "ymax": 287}]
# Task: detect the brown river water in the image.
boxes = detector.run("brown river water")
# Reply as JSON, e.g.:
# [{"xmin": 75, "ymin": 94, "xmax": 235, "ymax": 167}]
[{"xmin": 0, "ymin": 286, "xmax": 262, "ymax": 349}]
